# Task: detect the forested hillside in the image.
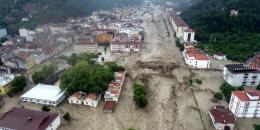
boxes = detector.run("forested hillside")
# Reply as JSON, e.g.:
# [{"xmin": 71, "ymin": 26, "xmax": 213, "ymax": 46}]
[
  {"xmin": 0, "ymin": 0, "xmax": 140, "ymax": 35},
  {"xmin": 181, "ymin": 0, "xmax": 260, "ymax": 62}
]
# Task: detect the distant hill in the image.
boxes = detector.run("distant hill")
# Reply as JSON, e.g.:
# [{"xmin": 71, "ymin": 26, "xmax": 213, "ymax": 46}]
[
  {"xmin": 0, "ymin": 0, "xmax": 140, "ymax": 35},
  {"xmin": 181, "ymin": 0, "xmax": 260, "ymax": 62}
]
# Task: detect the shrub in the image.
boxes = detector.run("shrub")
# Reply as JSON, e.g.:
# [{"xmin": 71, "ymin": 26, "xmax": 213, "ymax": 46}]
[
  {"xmin": 189, "ymin": 79, "xmax": 193, "ymax": 86},
  {"xmin": 195, "ymin": 79, "xmax": 202, "ymax": 85},
  {"xmin": 256, "ymin": 85, "xmax": 260, "ymax": 91},
  {"xmin": 254, "ymin": 124, "xmax": 260, "ymax": 130},
  {"xmin": 133, "ymin": 82, "xmax": 148, "ymax": 108},
  {"xmin": 63, "ymin": 112, "xmax": 71, "ymax": 121},
  {"xmin": 41, "ymin": 105, "xmax": 50, "ymax": 112},
  {"xmin": 214, "ymin": 92, "xmax": 223, "ymax": 100},
  {"xmin": 127, "ymin": 128, "xmax": 136, "ymax": 130}
]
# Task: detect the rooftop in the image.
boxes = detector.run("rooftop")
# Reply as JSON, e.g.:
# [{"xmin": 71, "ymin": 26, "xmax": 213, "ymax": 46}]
[
  {"xmin": 225, "ymin": 64, "xmax": 260, "ymax": 73},
  {"xmin": 172, "ymin": 15, "xmax": 188, "ymax": 27},
  {"xmin": 210, "ymin": 108, "xmax": 235, "ymax": 124},
  {"xmin": 233, "ymin": 90, "xmax": 260, "ymax": 101},
  {"xmin": 21, "ymin": 84, "xmax": 65, "ymax": 102},
  {"xmin": 103, "ymin": 101, "xmax": 116, "ymax": 112},
  {"xmin": 0, "ymin": 74, "xmax": 14, "ymax": 87},
  {"xmin": 0, "ymin": 107, "xmax": 58, "ymax": 130}
]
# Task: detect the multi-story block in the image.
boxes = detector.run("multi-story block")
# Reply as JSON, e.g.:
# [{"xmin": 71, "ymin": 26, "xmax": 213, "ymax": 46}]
[
  {"xmin": 229, "ymin": 90, "xmax": 260, "ymax": 118},
  {"xmin": 73, "ymin": 39, "xmax": 97, "ymax": 54},
  {"xmin": 224, "ymin": 64, "xmax": 260, "ymax": 87},
  {"xmin": 110, "ymin": 36, "xmax": 141, "ymax": 53},
  {"xmin": 0, "ymin": 73, "xmax": 14, "ymax": 95}
]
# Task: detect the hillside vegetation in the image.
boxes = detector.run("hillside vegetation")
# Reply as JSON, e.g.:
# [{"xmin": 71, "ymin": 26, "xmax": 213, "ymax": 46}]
[
  {"xmin": 0, "ymin": 0, "xmax": 140, "ymax": 35},
  {"xmin": 181, "ymin": 0, "xmax": 260, "ymax": 62}
]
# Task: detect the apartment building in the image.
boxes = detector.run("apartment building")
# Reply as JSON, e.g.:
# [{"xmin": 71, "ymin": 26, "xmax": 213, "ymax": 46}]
[
  {"xmin": 229, "ymin": 90, "xmax": 260, "ymax": 118},
  {"xmin": 223, "ymin": 64, "xmax": 260, "ymax": 87}
]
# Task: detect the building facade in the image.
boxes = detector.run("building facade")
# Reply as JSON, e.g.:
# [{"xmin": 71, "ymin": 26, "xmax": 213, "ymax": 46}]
[
  {"xmin": 182, "ymin": 48, "xmax": 210, "ymax": 69},
  {"xmin": 0, "ymin": 107, "xmax": 61, "ymax": 130},
  {"xmin": 229, "ymin": 90, "xmax": 260, "ymax": 118},
  {"xmin": 0, "ymin": 74, "xmax": 14, "ymax": 95},
  {"xmin": 223, "ymin": 64, "xmax": 260, "ymax": 87},
  {"xmin": 210, "ymin": 106, "xmax": 236, "ymax": 130},
  {"xmin": 21, "ymin": 84, "xmax": 66, "ymax": 106},
  {"xmin": 110, "ymin": 36, "xmax": 141, "ymax": 53},
  {"xmin": 0, "ymin": 28, "xmax": 7, "ymax": 38}
]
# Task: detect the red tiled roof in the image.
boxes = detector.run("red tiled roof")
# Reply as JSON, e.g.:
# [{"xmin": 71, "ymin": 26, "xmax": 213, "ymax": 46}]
[
  {"xmin": 85, "ymin": 93, "xmax": 98, "ymax": 100},
  {"xmin": 172, "ymin": 15, "xmax": 188, "ymax": 27},
  {"xmin": 232, "ymin": 91, "xmax": 250, "ymax": 101},
  {"xmin": 103, "ymin": 101, "xmax": 116, "ymax": 111},
  {"xmin": 111, "ymin": 89, "xmax": 120, "ymax": 94},
  {"xmin": 210, "ymin": 108, "xmax": 235, "ymax": 124},
  {"xmin": 70, "ymin": 92, "xmax": 82, "ymax": 99},
  {"xmin": 194, "ymin": 54, "xmax": 209, "ymax": 60},
  {"xmin": 0, "ymin": 107, "xmax": 58, "ymax": 130},
  {"xmin": 186, "ymin": 48, "xmax": 209, "ymax": 61}
]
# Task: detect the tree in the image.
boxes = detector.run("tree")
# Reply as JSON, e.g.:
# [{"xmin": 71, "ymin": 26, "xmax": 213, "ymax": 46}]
[
  {"xmin": 220, "ymin": 82, "xmax": 236, "ymax": 102},
  {"xmin": 127, "ymin": 128, "xmax": 136, "ymax": 130},
  {"xmin": 214, "ymin": 92, "xmax": 223, "ymax": 100},
  {"xmin": 195, "ymin": 79, "xmax": 202, "ymax": 85},
  {"xmin": 60, "ymin": 61, "xmax": 114, "ymax": 95},
  {"xmin": 133, "ymin": 82, "xmax": 148, "ymax": 108},
  {"xmin": 63, "ymin": 112, "xmax": 71, "ymax": 121},
  {"xmin": 66, "ymin": 53, "xmax": 99, "ymax": 65},
  {"xmin": 41, "ymin": 105, "xmax": 50, "ymax": 112},
  {"xmin": 32, "ymin": 71, "xmax": 45, "ymax": 84},
  {"xmin": 10, "ymin": 76, "xmax": 27, "ymax": 94},
  {"xmin": 32, "ymin": 64, "xmax": 56, "ymax": 84},
  {"xmin": 254, "ymin": 124, "xmax": 260, "ymax": 130},
  {"xmin": 101, "ymin": 57, "xmax": 105, "ymax": 62},
  {"xmin": 256, "ymin": 85, "xmax": 260, "ymax": 91},
  {"xmin": 104, "ymin": 62, "xmax": 125, "ymax": 72}
]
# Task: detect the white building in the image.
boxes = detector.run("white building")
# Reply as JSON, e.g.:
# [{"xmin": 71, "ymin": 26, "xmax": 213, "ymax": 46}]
[
  {"xmin": 32, "ymin": 50, "xmax": 46, "ymax": 64},
  {"xmin": 21, "ymin": 84, "xmax": 66, "ymax": 106},
  {"xmin": 104, "ymin": 71, "xmax": 126, "ymax": 102},
  {"xmin": 19, "ymin": 28, "xmax": 36, "ymax": 42},
  {"xmin": 213, "ymin": 52, "xmax": 227, "ymax": 60},
  {"xmin": 73, "ymin": 40, "xmax": 97, "ymax": 54},
  {"xmin": 223, "ymin": 64, "xmax": 260, "ymax": 87},
  {"xmin": 68, "ymin": 92, "xmax": 101, "ymax": 107},
  {"xmin": 183, "ymin": 28, "xmax": 195, "ymax": 42},
  {"xmin": 210, "ymin": 106, "xmax": 236, "ymax": 130},
  {"xmin": 171, "ymin": 15, "xmax": 195, "ymax": 43},
  {"xmin": 229, "ymin": 90, "xmax": 260, "ymax": 118},
  {"xmin": 68, "ymin": 92, "xmax": 84, "ymax": 105},
  {"xmin": 0, "ymin": 107, "xmax": 60, "ymax": 130},
  {"xmin": 82, "ymin": 93, "xmax": 101, "ymax": 107},
  {"xmin": 110, "ymin": 36, "xmax": 141, "ymax": 53},
  {"xmin": 182, "ymin": 47, "xmax": 210, "ymax": 69},
  {"xmin": 0, "ymin": 28, "xmax": 7, "ymax": 38}
]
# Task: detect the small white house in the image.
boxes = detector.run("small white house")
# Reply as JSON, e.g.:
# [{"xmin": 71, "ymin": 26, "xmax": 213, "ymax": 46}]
[
  {"xmin": 68, "ymin": 91, "xmax": 84, "ymax": 104},
  {"xmin": 213, "ymin": 52, "xmax": 227, "ymax": 60},
  {"xmin": 21, "ymin": 84, "xmax": 66, "ymax": 106},
  {"xmin": 68, "ymin": 92, "xmax": 101, "ymax": 107},
  {"xmin": 82, "ymin": 94, "xmax": 101, "ymax": 107}
]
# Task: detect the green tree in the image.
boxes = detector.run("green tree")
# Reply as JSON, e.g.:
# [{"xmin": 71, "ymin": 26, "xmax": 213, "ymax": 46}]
[
  {"xmin": 63, "ymin": 112, "xmax": 71, "ymax": 121},
  {"xmin": 32, "ymin": 64, "xmax": 56, "ymax": 84},
  {"xmin": 256, "ymin": 85, "xmax": 260, "ymax": 91},
  {"xmin": 214, "ymin": 92, "xmax": 223, "ymax": 100},
  {"xmin": 10, "ymin": 76, "xmax": 27, "ymax": 94},
  {"xmin": 104, "ymin": 62, "xmax": 125, "ymax": 72},
  {"xmin": 60, "ymin": 61, "xmax": 114, "ymax": 95},
  {"xmin": 127, "ymin": 128, "xmax": 136, "ymax": 130},
  {"xmin": 41, "ymin": 105, "xmax": 50, "ymax": 112},
  {"xmin": 195, "ymin": 79, "xmax": 202, "ymax": 85},
  {"xmin": 133, "ymin": 82, "xmax": 148, "ymax": 108},
  {"xmin": 32, "ymin": 71, "xmax": 45, "ymax": 84}
]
